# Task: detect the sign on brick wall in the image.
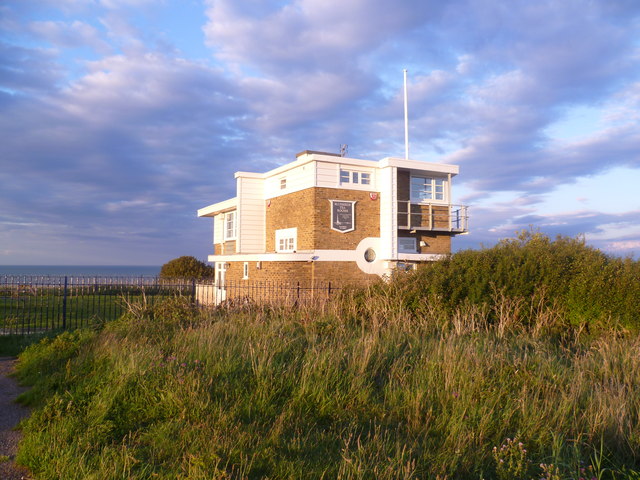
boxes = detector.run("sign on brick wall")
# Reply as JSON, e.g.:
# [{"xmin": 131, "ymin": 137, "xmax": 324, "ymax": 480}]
[{"xmin": 330, "ymin": 200, "xmax": 356, "ymax": 233}]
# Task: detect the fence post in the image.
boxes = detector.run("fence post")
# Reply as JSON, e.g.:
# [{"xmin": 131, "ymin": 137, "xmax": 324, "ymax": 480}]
[
  {"xmin": 191, "ymin": 278, "xmax": 196, "ymax": 305},
  {"xmin": 62, "ymin": 275, "xmax": 68, "ymax": 330},
  {"xmin": 297, "ymin": 281, "xmax": 300, "ymax": 299},
  {"xmin": 328, "ymin": 282, "xmax": 332, "ymax": 296}
]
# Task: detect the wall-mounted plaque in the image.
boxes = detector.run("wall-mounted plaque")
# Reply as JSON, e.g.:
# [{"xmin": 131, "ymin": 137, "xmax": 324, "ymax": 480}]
[{"xmin": 330, "ymin": 200, "xmax": 356, "ymax": 233}]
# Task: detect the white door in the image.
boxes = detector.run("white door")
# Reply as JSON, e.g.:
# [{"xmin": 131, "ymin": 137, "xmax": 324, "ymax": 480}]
[{"xmin": 215, "ymin": 262, "xmax": 227, "ymax": 303}]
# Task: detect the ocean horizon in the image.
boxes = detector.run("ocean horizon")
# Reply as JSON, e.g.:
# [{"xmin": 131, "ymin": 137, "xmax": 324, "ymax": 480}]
[{"xmin": 0, "ymin": 265, "xmax": 161, "ymax": 277}]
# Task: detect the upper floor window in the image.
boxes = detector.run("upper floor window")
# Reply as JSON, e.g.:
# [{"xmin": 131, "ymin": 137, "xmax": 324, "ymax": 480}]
[
  {"xmin": 340, "ymin": 169, "xmax": 371, "ymax": 186},
  {"xmin": 224, "ymin": 211, "xmax": 236, "ymax": 240},
  {"xmin": 275, "ymin": 227, "xmax": 297, "ymax": 253},
  {"xmin": 410, "ymin": 176, "xmax": 445, "ymax": 203},
  {"xmin": 280, "ymin": 177, "xmax": 287, "ymax": 189}
]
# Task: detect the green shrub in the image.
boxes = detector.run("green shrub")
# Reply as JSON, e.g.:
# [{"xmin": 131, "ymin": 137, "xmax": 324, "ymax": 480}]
[
  {"xmin": 399, "ymin": 230, "xmax": 640, "ymax": 331},
  {"xmin": 159, "ymin": 256, "xmax": 214, "ymax": 280}
]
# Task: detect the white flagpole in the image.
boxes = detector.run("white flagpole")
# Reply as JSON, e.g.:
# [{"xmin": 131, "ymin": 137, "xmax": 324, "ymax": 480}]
[{"xmin": 403, "ymin": 69, "xmax": 409, "ymax": 160}]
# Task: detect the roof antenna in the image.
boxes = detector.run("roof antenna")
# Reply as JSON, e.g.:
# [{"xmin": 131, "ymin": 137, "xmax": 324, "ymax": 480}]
[
  {"xmin": 403, "ymin": 68, "xmax": 409, "ymax": 160},
  {"xmin": 340, "ymin": 144, "xmax": 348, "ymax": 157}
]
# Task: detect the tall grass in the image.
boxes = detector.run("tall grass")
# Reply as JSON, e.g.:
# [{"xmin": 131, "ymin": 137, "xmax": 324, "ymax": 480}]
[{"xmin": 13, "ymin": 233, "xmax": 640, "ymax": 479}]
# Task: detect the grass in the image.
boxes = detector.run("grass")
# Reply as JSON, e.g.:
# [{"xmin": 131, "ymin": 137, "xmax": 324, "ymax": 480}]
[
  {"xmin": 10, "ymin": 233, "xmax": 640, "ymax": 479},
  {"xmin": 0, "ymin": 332, "xmax": 63, "ymax": 357},
  {"xmin": 1, "ymin": 290, "xmax": 189, "ymax": 334}
]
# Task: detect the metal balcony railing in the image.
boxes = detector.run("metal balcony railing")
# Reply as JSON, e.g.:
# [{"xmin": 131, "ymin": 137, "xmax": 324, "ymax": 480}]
[{"xmin": 397, "ymin": 202, "xmax": 469, "ymax": 233}]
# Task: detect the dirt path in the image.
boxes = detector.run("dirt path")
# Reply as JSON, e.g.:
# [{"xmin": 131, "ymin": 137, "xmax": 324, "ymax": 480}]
[{"xmin": 0, "ymin": 357, "xmax": 32, "ymax": 480}]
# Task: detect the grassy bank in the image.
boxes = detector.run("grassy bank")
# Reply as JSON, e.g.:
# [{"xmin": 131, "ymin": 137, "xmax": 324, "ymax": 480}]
[{"xmin": 12, "ymin": 234, "xmax": 640, "ymax": 479}]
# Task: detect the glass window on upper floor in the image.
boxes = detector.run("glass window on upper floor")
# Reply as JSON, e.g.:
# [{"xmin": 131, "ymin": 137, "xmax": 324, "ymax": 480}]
[
  {"xmin": 340, "ymin": 169, "xmax": 371, "ymax": 186},
  {"xmin": 224, "ymin": 211, "xmax": 236, "ymax": 240},
  {"xmin": 275, "ymin": 227, "xmax": 297, "ymax": 253},
  {"xmin": 410, "ymin": 176, "xmax": 445, "ymax": 203}
]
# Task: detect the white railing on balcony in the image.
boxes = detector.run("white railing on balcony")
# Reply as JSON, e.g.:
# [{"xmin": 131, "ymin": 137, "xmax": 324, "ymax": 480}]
[{"xmin": 397, "ymin": 202, "xmax": 469, "ymax": 233}]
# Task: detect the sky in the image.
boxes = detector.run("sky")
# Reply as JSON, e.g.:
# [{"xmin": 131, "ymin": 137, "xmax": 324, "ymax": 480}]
[{"xmin": 1, "ymin": 0, "xmax": 639, "ymax": 266}]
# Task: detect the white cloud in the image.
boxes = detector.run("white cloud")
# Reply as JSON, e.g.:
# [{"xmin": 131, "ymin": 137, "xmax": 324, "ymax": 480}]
[
  {"xmin": 203, "ymin": 0, "xmax": 436, "ymax": 73},
  {"xmin": 2, "ymin": 0, "xmax": 640, "ymax": 263},
  {"xmin": 99, "ymin": 0, "xmax": 159, "ymax": 9},
  {"xmin": 29, "ymin": 20, "xmax": 112, "ymax": 54}
]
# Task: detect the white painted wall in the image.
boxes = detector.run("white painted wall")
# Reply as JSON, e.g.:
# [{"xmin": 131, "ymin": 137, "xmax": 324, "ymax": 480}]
[
  {"xmin": 379, "ymin": 166, "xmax": 397, "ymax": 260},
  {"xmin": 213, "ymin": 214, "xmax": 223, "ymax": 245},
  {"xmin": 237, "ymin": 176, "xmax": 265, "ymax": 253},
  {"xmin": 262, "ymin": 159, "xmax": 379, "ymax": 198},
  {"xmin": 316, "ymin": 161, "xmax": 377, "ymax": 190},
  {"xmin": 264, "ymin": 163, "xmax": 315, "ymax": 199}
]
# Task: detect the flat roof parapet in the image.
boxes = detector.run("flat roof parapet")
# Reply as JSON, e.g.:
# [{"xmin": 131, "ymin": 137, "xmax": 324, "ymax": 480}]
[{"xmin": 296, "ymin": 150, "xmax": 342, "ymax": 158}]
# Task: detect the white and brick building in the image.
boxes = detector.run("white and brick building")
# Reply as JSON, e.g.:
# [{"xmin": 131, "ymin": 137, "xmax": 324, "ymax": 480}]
[{"xmin": 198, "ymin": 150, "xmax": 468, "ymax": 290}]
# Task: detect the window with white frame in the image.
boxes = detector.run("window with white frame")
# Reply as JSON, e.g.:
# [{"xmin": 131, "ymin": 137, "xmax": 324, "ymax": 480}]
[
  {"xmin": 340, "ymin": 169, "xmax": 371, "ymax": 186},
  {"xmin": 224, "ymin": 211, "xmax": 236, "ymax": 240},
  {"xmin": 410, "ymin": 176, "xmax": 445, "ymax": 203},
  {"xmin": 280, "ymin": 177, "xmax": 287, "ymax": 189},
  {"xmin": 243, "ymin": 262, "xmax": 249, "ymax": 279},
  {"xmin": 398, "ymin": 237, "xmax": 417, "ymax": 253},
  {"xmin": 275, "ymin": 227, "xmax": 297, "ymax": 252}
]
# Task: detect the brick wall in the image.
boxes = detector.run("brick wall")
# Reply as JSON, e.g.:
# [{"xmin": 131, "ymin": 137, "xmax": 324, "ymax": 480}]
[
  {"xmin": 222, "ymin": 259, "xmax": 378, "ymax": 288},
  {"xmin": 397, "ymin": 232, "xmax": 452, "ymax": 254},
  {"xmin": 420, "ymin": 232, "xmax": 451, "ymax": 254},
  {"xmin": 265, "ymin": 189, "xmax": 316, "ymax": 251},
  {"xmin": 312, "ymin": 188, "xmax": 380, "ymax": 250},
  {"xmin": 223, "ymin": 260, "xmax": 312, "ymax": 284},
  {"xmin": 266, "ymin": 187, "xmax": 380, "ymax": 251},
  {"xmin": 311, "ymin": 261, "xmax": 379, "ymax": 286}
]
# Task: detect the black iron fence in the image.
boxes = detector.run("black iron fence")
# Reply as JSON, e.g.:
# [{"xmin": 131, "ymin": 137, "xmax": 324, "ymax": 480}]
[
  {"xmin": 1, "ymin": 276, "xmax": 341, "ymax": 334},
  {"xmin": 0, "ymin": 276, "xmax": 195, "ymax": 335},
  {"xmin": 195, "ymin": 280, "xmax": 339, "ymax": 307}
]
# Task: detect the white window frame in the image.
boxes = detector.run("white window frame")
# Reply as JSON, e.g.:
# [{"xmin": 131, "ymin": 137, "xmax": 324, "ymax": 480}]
[
  {"xmin": 243, "ymin": 262, "xmax": 249, "ymax": 280},
  {"xmin": 275, "ymin": 227, "xmax": 297, "ymax": 253},
  {"xmin": 280, "ymin": 177, "xmax": 287, "ymax": 190},
  {"xmin": 339, "ymin": 169, "xmax": 372, "ymax": 186},
  {"xmin": 410, "ymin": 176, "xmax": 446, "ymax": 203},
  {"xmin": 224, "ymin": 211, "xmax": 237, "ymax": 241}
]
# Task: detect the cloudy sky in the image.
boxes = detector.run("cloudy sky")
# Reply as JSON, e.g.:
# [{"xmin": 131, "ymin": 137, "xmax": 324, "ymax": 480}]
[{"xmin": 1, "ymin": 0, "xmax": 639, "ymax": 266}]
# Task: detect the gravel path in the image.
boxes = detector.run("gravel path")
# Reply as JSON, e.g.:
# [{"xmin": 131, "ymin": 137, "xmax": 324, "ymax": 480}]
[{"xmin": 0, "ymin": 357, "xmax": 32, "ymax": 480}]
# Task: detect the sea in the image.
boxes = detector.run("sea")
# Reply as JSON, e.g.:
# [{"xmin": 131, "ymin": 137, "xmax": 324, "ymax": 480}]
[{"xmin": 0, "ymin": 265, "xmax": 160, "ymax": 277}]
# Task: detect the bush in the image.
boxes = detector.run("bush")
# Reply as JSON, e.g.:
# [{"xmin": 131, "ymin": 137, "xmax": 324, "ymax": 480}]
[
  {"xmin": 159, "ymin": 256, "xmax": 214, "ymax": 280},
  {"xmin": 398, "ymin": 230, "xmax": 640, "ymax": 331}
]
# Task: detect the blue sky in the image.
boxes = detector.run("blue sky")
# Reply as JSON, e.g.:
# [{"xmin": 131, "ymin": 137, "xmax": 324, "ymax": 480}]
[{"xmin": 1, "ymin": 0, "xmax": 639, "ymax": 265}]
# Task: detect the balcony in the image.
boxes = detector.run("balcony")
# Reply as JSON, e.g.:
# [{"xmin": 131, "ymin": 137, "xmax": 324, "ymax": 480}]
[{"xmin": 397, "ymin": 201, "xmax": 469, "ymax": 233}]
